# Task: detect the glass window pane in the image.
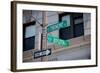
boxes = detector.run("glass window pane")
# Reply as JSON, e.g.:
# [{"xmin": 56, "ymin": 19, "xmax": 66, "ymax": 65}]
[
  {"xmin": 74, "ymin": 23, "xmax": 84, "ymax": 37},
  {"xmin": 62, "ymin": 15, "xmax": 70, "ymax": 27},
  {"xmin": 25, "ymin": 25, "xmax": 36, "ymax": 38},
  {"xmin": 23, "ymin": 36, "xmax": 35, "ymax": 51},
  {"xmin": 74, "ymin": 18, "xmax": 83, "ymax": 24},
  {"xmin": 59, "ymin": 26, "xmax": 72, "ymax": 40}
]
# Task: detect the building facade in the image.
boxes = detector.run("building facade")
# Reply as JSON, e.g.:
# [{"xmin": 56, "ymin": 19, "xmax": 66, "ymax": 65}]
[{"xmin": 23, "ymin": 10, "xmax": 91, "ymax": 62}]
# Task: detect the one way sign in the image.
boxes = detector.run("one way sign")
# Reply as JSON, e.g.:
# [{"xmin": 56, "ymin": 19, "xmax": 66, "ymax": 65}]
[{"xmin": 34, "ymin": 49, "xmax": 51, "ymax": 59}]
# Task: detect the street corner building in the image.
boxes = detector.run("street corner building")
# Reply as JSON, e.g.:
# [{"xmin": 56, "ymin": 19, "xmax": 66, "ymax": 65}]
[{"xmin": 23, "ymin": 10, "xmax": 91, "ymax": 62}]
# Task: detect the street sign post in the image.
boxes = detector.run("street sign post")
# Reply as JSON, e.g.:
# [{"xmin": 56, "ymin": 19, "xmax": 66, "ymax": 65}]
[
  {"xmin": 47, "ymin": 35, "xmax": 70, "ymax": 47},
  {"xmin": 47, "ymin": 20, "xmax": 69, "ymax": 33},
  {"xmin": 34, "ymin": 49, "xmax": 51, "ymax": 59}
]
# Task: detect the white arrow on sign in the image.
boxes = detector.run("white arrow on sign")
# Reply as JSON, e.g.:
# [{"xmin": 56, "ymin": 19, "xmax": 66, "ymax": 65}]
[{"xmin": 46, "ymin": 49, "xmax": 50, "ymax": 55}]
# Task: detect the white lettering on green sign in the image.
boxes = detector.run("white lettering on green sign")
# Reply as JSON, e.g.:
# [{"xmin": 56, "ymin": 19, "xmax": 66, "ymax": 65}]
[
  {"xmin": 47, "ymin": 35, "xmax": 70, "ymax": 47},
  {"xmin": 47, "ymin": 20, "xmax": 69, "ymax": 33}
]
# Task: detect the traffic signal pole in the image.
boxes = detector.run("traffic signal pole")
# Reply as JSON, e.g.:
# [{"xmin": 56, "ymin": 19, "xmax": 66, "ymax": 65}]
[{"xmin": 41, "ymin": 11, "xmax": 48, "ymax": 61}]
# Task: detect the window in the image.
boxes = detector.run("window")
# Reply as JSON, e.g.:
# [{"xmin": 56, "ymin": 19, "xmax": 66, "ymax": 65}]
[
  {"xmin": 73, "ymin": 23, "xmax": 84, "ymax": 37},
  {"xmin": 23, "ymin": 21, "xmax": 36, "ymax": 51},
  {"xmin": 59, "ymin": 12, "xmax": 84, "ymax": 40}
]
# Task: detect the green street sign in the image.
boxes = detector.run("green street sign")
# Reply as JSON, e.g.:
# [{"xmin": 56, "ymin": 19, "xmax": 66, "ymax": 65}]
[
  {"xmin": 47, "ymin": 35, "xmax": 70, "ymax": 47},
  {"xmin": 47, "ymin": 20, "xmax": 69, "ymax": 33}
]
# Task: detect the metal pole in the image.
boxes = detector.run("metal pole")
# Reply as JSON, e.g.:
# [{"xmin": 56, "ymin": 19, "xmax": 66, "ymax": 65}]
[{"xmin": 41, "ymin": 11, "xmax": 48, "ymax": 61}]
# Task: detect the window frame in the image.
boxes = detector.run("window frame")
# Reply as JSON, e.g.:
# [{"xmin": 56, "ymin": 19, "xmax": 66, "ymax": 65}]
[
  {"xmin": 59, "ymin": 12, "xmax": 84, "ymax": 40},
  {"xmin": 23, "ymin": 21, "xmax": 36, "ymax": 51}
]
